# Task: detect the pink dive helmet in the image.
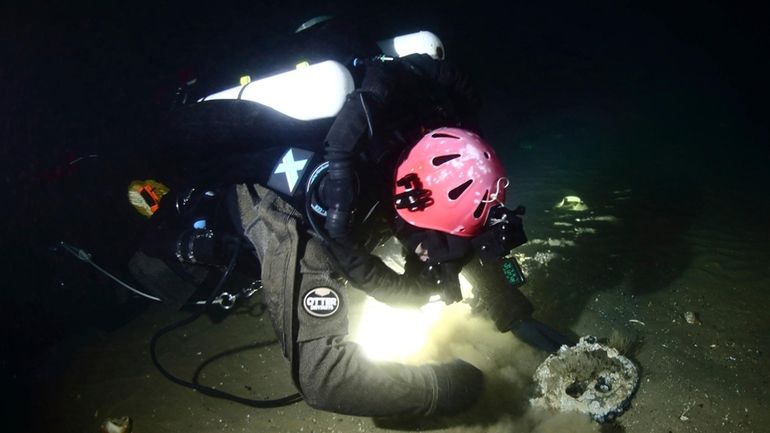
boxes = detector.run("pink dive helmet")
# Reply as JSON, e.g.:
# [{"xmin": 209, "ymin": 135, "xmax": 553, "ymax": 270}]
[{"xmin": 394, "ymin": 127, "xmax": 508, "ymax": 237}]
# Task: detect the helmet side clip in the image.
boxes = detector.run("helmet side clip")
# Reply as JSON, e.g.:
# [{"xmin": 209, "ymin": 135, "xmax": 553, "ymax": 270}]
[{"xmin": 394, "ymin": 173, "xmax": 434, "ymax": 211}]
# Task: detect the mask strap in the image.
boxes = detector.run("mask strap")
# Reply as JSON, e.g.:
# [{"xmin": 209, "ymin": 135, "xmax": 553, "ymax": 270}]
[{"xmin": 481, "ymin": 177, "xmax": 510, "ymax": 203}]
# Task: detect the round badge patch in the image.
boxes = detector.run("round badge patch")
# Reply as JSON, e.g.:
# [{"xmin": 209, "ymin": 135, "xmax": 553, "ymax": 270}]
[{"xmin": 303, "ymin": 287, "xmax": 341, "ymax": 318}]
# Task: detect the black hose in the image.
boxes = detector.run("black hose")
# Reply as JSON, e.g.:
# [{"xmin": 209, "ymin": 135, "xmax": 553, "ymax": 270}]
[{"xmin": 149, "ymin": 241, "xmax": 303, "ymax": 407}]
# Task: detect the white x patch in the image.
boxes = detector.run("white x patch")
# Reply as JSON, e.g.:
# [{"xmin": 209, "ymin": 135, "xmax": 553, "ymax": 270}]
[{"xmin": 274, "ymin": 149, "xmax": 309, "ymax": 192}]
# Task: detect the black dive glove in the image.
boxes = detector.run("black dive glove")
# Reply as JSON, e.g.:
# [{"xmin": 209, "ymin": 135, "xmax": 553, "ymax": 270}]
[
  {"xmin": 510, "ymin": 318, "xmax": 576, "ymax": 353},
  {"xmin": 471, "ymin": 205, "xmax": 527, "ymax": 263},
  {"xmin": 403, "ymin": 230, "xmax": 472, "ymax": 304},
  {"xmin": 430, "ymin": 359, "xmax": 484, "ymax": 415},
  {"xmin": 411, "ymin": 262, "xmax": 464, "ymax": 304}
]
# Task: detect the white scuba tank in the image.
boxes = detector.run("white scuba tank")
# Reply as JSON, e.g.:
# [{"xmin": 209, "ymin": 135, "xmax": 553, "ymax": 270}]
[
  {"xmin": 199, "ymin": 30, "xmax": 445, "ymax": 121},
  {"xmin": 377, "ymin": 30, "xmax": 445, "ymax": 60},
  {"xmin": 201, "ymin": 60, "xmax": 354, "ymax": 121}
]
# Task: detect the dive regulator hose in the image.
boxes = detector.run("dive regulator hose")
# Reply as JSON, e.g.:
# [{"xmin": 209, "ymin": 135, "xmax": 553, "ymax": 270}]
[{"xmin": 149, "ymin": 240, "xmax": 303, "ymax": 408}]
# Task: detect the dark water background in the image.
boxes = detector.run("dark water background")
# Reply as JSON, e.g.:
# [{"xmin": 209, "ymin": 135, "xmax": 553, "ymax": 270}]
[{"xmin": 2, "ymin": 1, "xmax": 768, "ymax": 432}]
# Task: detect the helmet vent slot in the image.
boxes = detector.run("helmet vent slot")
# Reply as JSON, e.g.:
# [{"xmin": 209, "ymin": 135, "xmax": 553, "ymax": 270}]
[
  {"xmin": 432, "ymin": 154, "xmax": 461, "ymax": 166},
  {"xmin": 448, "ymin": 179, "xmax": 473, "ymax": 200},
  {"xmin": 473, "ymin": 191, "xmax": 489, "ymax": 218},
  {"xmin": 431, "ymin": 132, "xmax": 460, "ymax": 139}
]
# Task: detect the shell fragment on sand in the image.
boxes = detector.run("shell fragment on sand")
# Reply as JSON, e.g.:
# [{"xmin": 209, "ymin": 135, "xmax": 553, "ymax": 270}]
[
  {"xmin": 100, "ymin": 417, "xmax": 132, "ymax": 433},
  {"xmin": 531, "ymin": 336, "xmax": 639, "ymax": 423},
  {"xmin": 554, "ymin": 195, "xmax": 589, "ymax": 211},
  {"xmin": 683, "ymin": 311, "xmax": 702, "ymax": 325}
]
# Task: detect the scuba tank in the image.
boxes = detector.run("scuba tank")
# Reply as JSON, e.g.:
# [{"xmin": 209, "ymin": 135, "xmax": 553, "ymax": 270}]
[{"xmin": 152, "ymin": 12, "xmax": 453, "ymax": 291}]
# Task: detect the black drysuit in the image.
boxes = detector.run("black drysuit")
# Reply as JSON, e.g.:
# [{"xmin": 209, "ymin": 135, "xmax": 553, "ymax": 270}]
[
  {"xmin": 143, "ymin": 54, "xmax": 536, "ymax": 416},
  {"xmin": 233, "ymin": 55, "xmax": 534, "ymax": 417}
]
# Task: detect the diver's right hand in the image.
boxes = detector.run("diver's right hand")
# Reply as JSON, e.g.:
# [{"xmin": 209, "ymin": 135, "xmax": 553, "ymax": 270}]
[
  {"xmin": 416, "ymin": 262, "xmax": 463, "ymax": 304},
  {"xmin": 510, "ymin": 318, "xmax": 576, "ymax": 353},
  {"xmin": 430, "ymin": 359, "xmax": 484, "ymax": 415}
]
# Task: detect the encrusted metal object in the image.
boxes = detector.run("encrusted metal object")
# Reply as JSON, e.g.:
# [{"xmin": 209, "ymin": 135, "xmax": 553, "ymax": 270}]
[{"xmin": 531, "ymin": 336, "xmax": 639, "ymax": 423}]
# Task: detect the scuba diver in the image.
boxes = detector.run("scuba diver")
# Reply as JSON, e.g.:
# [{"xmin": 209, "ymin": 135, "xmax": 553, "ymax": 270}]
[{"xmin": 134, "ymin": 15, "xmax": 573, "ymax": 417}]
